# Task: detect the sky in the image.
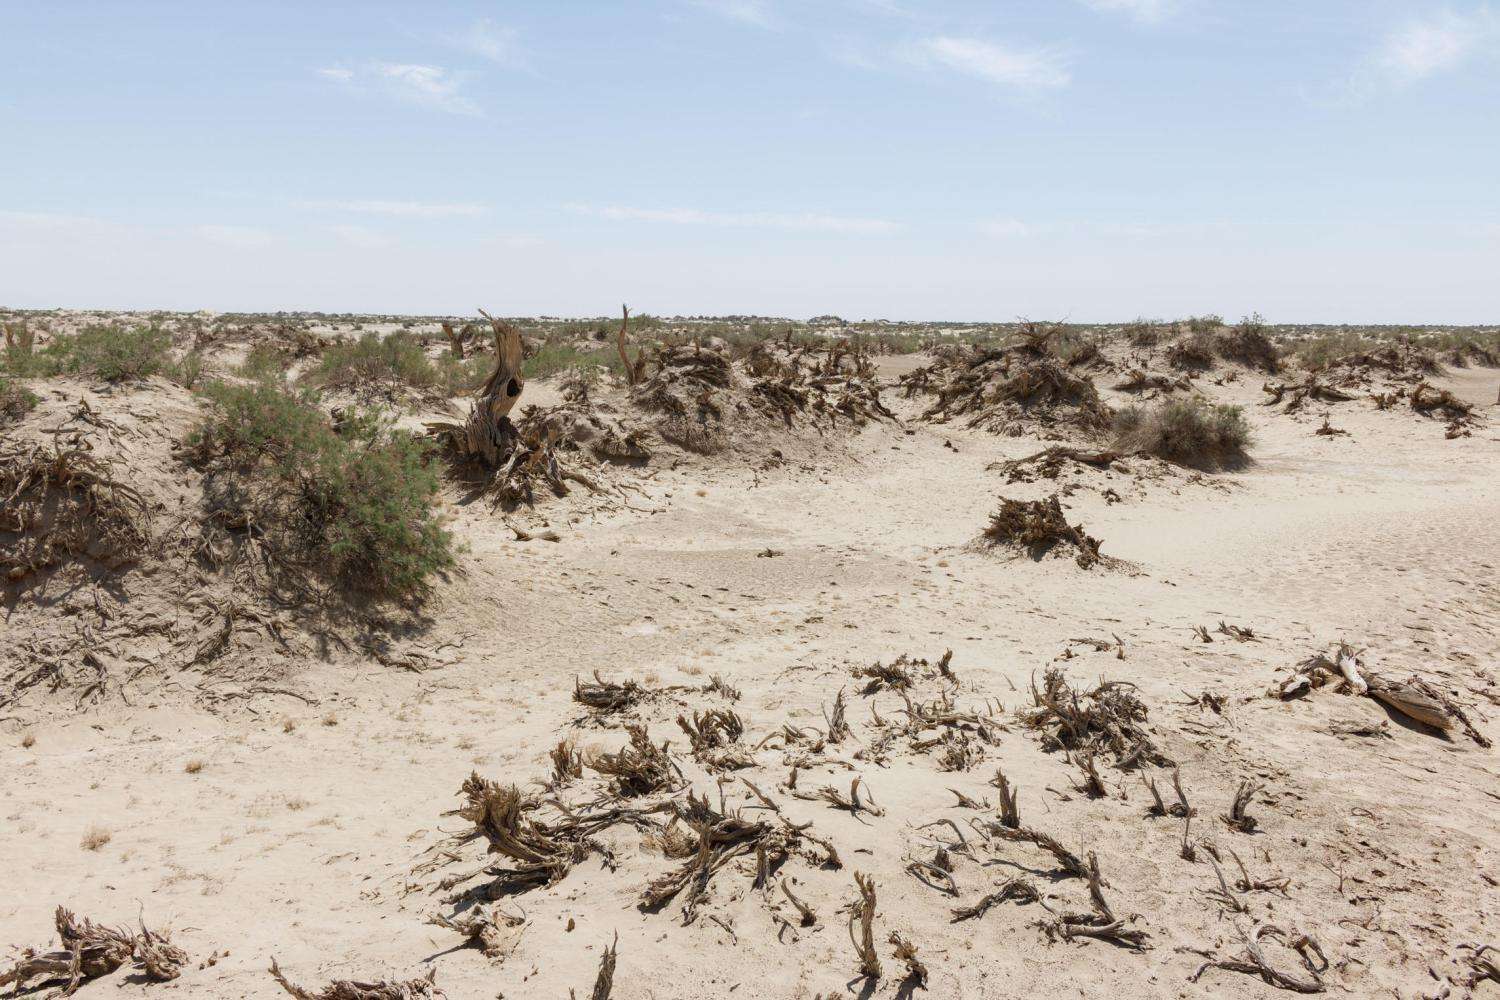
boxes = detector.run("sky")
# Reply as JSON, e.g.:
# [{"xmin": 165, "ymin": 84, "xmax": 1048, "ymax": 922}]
[{"xmin": 1, "ymin": 0, "xmax": 1497, "ymax": 322}]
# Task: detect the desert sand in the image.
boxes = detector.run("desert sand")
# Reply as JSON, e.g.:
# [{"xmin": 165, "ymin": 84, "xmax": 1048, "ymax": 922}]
[{"xmin": 3, "ymin": 314, "xmax": 1498, "ymax": 999}]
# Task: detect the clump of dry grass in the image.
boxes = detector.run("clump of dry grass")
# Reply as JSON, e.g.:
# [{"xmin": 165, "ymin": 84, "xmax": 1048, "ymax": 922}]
[
  {"xmin": 1112, "ymin": 398, "xmax": 1251, "ymax": 470},
  {"xmin": 184, "ymin": 759, "xmax": 204, "ymax": 774},
  {"xmin": 982, "ymin": 495, "xmax": 1103, "ymax": 568},
  {"xmin": 80, "ymin": 824, "xmax": 112, "ymax": 851}
]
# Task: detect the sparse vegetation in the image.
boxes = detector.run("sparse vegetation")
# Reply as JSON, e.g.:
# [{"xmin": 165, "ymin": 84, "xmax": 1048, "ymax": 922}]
[
  {"xmin": 1113, "ymin": 398, "xmax": 1251, "ymax": 469},
  {"xmin": 186, "ymin": 379, "xmax": 454, "ymax": 600},
  {"xmin": 80, "ymin": 824, "xmax": 112, "ymax": 851},
  {"xmin": 0, "ymin": 375, "xmax": 37, "ymax": 421},
  {"xmin": 304, "ymin": 330, "xmax": 440, "ymax": 400},
  {"xmin": 41, "ymin": 325, "xmax": 177, "ymax": 382},
  {"xmin": 1216, "ymin": 314, "xmax": 1280, "ymax": 372}
]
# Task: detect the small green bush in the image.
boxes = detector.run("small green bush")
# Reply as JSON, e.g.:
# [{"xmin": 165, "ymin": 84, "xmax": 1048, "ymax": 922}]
[
  {"xmin": 43, "ymin": 325, "xmax": 176, "ymax": 381},
  {"xmin": 1185, "ymin": 314, "xmax": 1224, "ymax": 335},
  {"xmin": 1124, "ymin": 319, "xmax": 1162, "ymax": 347},
  {"xmin": 434, "ymin": 354, "xmax": 495, "ymax": 396},
  {"xmin": 523, "ymin": 342, "xmax": 624, "ymax": 380},
  {"xmin": 305, "ymin": 331, "xmax": 437, "ymax": 395},
  {"xmin": 1, "ymin": 375, "xmax": 38, "ymax": 422},
  {"xmin": 174, "ymin": 351, "xmax": 204, "ymax": 389},
  {"xmin": 187, "ymin": 380, "xmax": 454, "ymax": 600},
  {"xmin": 1113, "ymin": 398, "xmax": 1251, "ymax": 470},
  {"xmin": 1291, "ymin": 331, "xmax": 1378, "ymax": 370},
  {"xmin": 238, "ymin": 343, "xmax": 287, "ymax": 381}
]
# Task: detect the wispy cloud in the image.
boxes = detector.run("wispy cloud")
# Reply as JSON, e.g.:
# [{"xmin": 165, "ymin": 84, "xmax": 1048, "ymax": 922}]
[
  {"xmin": 328, "ymin": 224, "xmax": 394, "ymax": 250},
  {"xmin": 1374, "ymin": 8, "xmax": 1495, "ymax": 84},
  {"xmin": 297, "ymin": 199, "xmax": 488, "ymax": 218},
  {"xmin": 906, "ymin": 36, "xmax": 1071, "ymax": 90},
  {"xmin": 1328, "ymin": 6, "xmax": 1498, "ymax": 101},
  {"xmin": 449, "ymin": 18, "xmax": 525, "ymax": 66},
  {"xmin": 1078, "ymin": 0, "xmax": 1179, "ymax": 24},
  {"xmin": 688, "ymin": 0, "xmax": 777, "ymax": 29},
  {"xmin": 316, "ymin": 62, "xmax": 479, "ymax": 115},
  {"xmin": 978, "ymin": 218, "xmax": 1033, "ymax": 238},
  {"xmin": 197, "ymin": 225, "xmax": 273, "ymax": 249},
  {"xmin": 569, "ymin": 203, "xmax": 899, "ymax": 235}
]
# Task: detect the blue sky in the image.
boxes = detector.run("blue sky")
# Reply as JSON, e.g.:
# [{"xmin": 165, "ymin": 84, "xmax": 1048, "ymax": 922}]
[{"xmin": 2, "ymin": 0, "xmax": 1497, "ymax": 321}]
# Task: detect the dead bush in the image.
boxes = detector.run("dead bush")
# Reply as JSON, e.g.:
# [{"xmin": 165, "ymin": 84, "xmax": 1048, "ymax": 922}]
[
  {"xmin": 982, "ymin": 495, "xmax": 1102, "ymax": 568},
  {"xmin": 1, "ymin": 433, "xmax": 151, "ymax": 581},
  {"xmin": 1166, "ymin": 331, "xmax": 1217, "ymax": 371}
]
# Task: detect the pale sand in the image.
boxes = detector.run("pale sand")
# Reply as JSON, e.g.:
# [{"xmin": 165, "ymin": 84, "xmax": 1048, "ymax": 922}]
[{"xmin": 3, "ymin": 352, "xmax": 1498, "ymax": 998}]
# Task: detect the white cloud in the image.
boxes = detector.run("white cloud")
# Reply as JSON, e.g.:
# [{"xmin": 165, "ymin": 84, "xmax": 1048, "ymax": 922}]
[
  {"xmin": 1374, "ymin": 9, "xmax": 1494, "ymax": 84},
  {"xmin": 1329, "ymin": 7, "xmax": 1498, "ymax": 100},
  {"xmin": 298, "ymin": 199, "xmax": 488, "ymax": 218},
  {"xmin": 978, "ymin": 218, "xmax": 1032, "ymax": 238},
  {"xmin": 196, "ymin": 225, "xmax": 273, "ymax": 249},
  {"xmin": 377, "ymin": 63, "xmax": 479, "ymax": 115},
  {"xmin": 328, "ymin": 224, "xmax": 394, "ymax": 249},
  {"xmin": 451, "ymin": 19, "xmax": 524, "ymax": 66},
  {"xmin": 1079, "ymin": 0, "xmax": 1178, "ymax": 24},
  {"xmin": 908, "ymin": 36, "xmax": 1071, "ymax": 89},
  {"xmin": 317, "ymin": 62, "xmax": 479, "ymax": 115},
  {"xmin": 569, "ymin": 203, "xmax": 899, "ymax": 235},
  {"xmin": 0, "ymin": 210, "xmax": 108, "ymax": 230},
  {"xmin": 689, "ymin": 0, "xmax": 776, "ymax": 28}
]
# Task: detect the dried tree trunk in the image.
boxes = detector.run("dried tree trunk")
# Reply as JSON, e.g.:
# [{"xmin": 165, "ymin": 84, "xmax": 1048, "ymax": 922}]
[
  {"xmin": 617, "ymin": 304, "xmax": 646, "ymax": 387},
  {"xmin": 458, "ymin": 311, "xmax": 526, "ymax": 465},
  {"xmin": 441, "ymin": 321, "xmax": 465, "ymax": 359}
]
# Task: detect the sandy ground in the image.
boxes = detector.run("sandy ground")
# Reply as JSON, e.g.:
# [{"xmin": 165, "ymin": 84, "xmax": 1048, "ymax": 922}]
[{"xmin": 3, "ymin": 353, "xmax": 1499, "ymax": 999}]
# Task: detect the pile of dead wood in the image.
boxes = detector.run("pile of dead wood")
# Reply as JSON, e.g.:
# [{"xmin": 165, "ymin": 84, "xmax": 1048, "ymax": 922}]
[
  {"xmin": 1318, "ymin": 343, "xmax": 1442, "ymax": 387},
  {"xmin": 1, "ymin": 429, "xmax": 150, "ymax": 582},
  {"xmin": 1, "ymin": 906, "xmax": 188, "ymax": 994},
  {"xmin": 981, "ymin": 494, "xmax": 1103, "ymax": 568},
  {"xmin": 1023, "ymin": 667, "xmax": 1173, "ymax": 769},
  {"xmin": 899, "ymin": 325, "xmax": 1112, "ymax": 437},
  {"xmin": 1273, "ymin": 641, "xmax": 1491, "ymax": 747},
  {"xmin": 426, "ymin": 312, "xmax": 612, "ymax": 507}
]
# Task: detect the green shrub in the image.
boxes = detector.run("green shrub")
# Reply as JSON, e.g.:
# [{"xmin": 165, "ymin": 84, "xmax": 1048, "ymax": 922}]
[
  {"xmin": 1124, "ymin": 319, "xmax": 1162, "ymax": 347},
  {"xmin": 187, "ymin": 380, "xmax": 454, "ymax": 600},
  {"xmin": 1, "ymin": 375, "xmax": 38, "ymax": 422},
  {"xmin": 1290, "ymin": 331, "xmax": 1378, "ymax": 370},
  {"xmin": 1185, "ymin": 314, "xmax": 1224, "ymax": 335},
  {"xmin": 43, "ymin": 325, "xmax": 176, "ymax": 381},
  {"xmin": 1216, "ymin": 314, "xmax": 1280, "ymax": 373},
  {"xmin": 523, "ymin": 341, "xmax": 624, "ymax": 380},
  {"xmin": 174, "ymin": 351, "xmax": 204, "ymax": 389},
  {"xmin": 305, "ymin": 331, "xmax": 437, "ymax": 395},
  {"xmin": 434, "ymin": 354, "xmax": 495, "ymax": 396},
  {"xmin": 238, "ymin": 343, "xmax": 287, "ymax": 381},
  {"xmin": 1113, "ymin": 398, "xmax": 1251, "ymax": 470}
]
